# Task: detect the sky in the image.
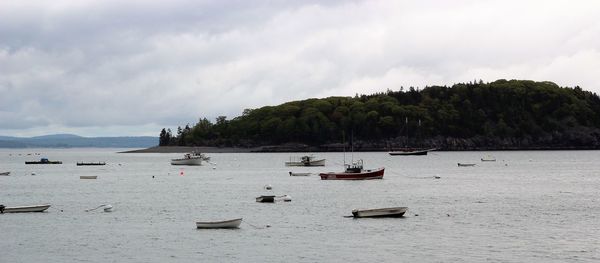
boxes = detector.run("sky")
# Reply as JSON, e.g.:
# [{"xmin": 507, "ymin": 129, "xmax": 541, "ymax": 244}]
[{"xmin": 1, "ymin": 0, "xmax": 599, "ymax": 137}]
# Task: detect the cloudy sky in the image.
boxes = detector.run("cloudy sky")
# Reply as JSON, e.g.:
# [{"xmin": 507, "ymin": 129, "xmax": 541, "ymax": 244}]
[{"xmin": 1, "ymin": 0, "xmax": 599, "ymax": 137}]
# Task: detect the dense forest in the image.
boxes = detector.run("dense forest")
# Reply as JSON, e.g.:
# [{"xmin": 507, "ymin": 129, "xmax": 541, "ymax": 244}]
[{"xmin": 159, "ymin": 79, "xmax": 600, "ymax": 150}]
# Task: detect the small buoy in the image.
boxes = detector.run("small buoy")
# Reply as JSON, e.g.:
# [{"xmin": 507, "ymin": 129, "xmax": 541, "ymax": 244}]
[
  {"xmin": 212, "ymin": 166, "xmax": 216, "ymax": 170},
  {"xmin": 266, "ymin": 225, "xmax": 271, "ymax": 228},
  {"xmin": 447, "ymin": 214, "xmax": 450, "ymax": 217},
  {"xmin": 31, "ymin": 172, "xmax": 36, "ymax": 175},
  {"xmin": 434, "ymin": 176, "xmax": 441, "ymax": 179},
  {"xmin": 414, "ymin": 214, "xmax": 419, "ymax": 216},
  {"xmin": 152, "ymin": 175, "xmax": 155, "ymax": 178},
  {"xmin": 264, "ymin": 184, "xmax": 272, "ymax": 190}
]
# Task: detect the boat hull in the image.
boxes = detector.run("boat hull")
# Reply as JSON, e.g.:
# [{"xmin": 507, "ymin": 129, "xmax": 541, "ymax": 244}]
[
  {"xmin": 352, "ymin": 207, "xmax": 407, "ymax": 218},
  {"xmin": 1, "ymin": 204, "xmax": 51, "ymax": 213},
  {"xmin": 25, "ymin": 161, "xmax": 62, "ymax": 164},
  {"xmin": 77, "ymin": 162, "xmax": 106, "ymax": 166},
  {"xmin": 285, "ymin": 159, "xmax": 326, "ymax": 166},
  {"xmin": 170, "ymin": 157, "xmax": 202, "ymax": 165},
  {"xmin": 389, "ymin": 149, "xmax": 432, "ymax": 156},
  {"xmin": 80, "ymin": 175, "xmax": 98, "ymax": 179},
  {"xmin": 457, "ymin": 163, "xmax": 476, "ymax": 167},
  {"xmin": 289, "ymin": 172, "xmax": 311, "ymax": 176},
  {"xmin": 0, "ymin": 171, "xmax": 10, "ymax": 176},
  {"xmin": 196, "ymin": 218, "xmax": 242, "ymax": 229},
  {"xmin": 319, "ymin": 168, "xmax": 384, "ymax": 180},
  {"xmin": 256, "ymin": 195, "xmax": 276, "ymax": 203}
]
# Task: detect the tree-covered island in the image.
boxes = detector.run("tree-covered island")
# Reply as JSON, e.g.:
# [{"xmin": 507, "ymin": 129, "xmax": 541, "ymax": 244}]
[{"xmin": 159, "ymin": 79, "xmax": 600, "ymax": 151}]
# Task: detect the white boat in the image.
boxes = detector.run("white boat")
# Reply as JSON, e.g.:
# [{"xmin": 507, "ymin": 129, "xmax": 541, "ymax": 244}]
[
  {"xmin": 481, "ymin": 155, "xmax": 496, "ymax": 162},
  {"xmin": 0, "ymin": 171, "xmax": 10, "ymax": 176},
  {"xmin": 351, "ymin": 207, "xmax": 408, "ymax": 218},
  {"xmin": 289, "ymin": 172, "xmax": 311, "ymax": 176},
  {"xmin": 171, "ymin": 153, "xmax": 203, "ymax": 166},
  {"xmin": 196, "ymin": 218, "xmax": 242, "ymax": 229},
  {"xmin": 285, "ymin": 155, "xmax": 326, "ymax": 166},
  {"xmin": 0, "ymin": 204, "xmax": 51, "ymax": 213},
  {"xmin": 80, "ymin": 175, "xmax": 98, "ymax": 179},
  {"xmin": 103, "ymin": 204, "xmax": 113, "ymax": 212}
]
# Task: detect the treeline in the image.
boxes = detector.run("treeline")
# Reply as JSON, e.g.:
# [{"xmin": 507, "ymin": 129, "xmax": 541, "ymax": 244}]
[{"xmin": 159, "ymin": 79, "xmax": 600, "ymax": 150}]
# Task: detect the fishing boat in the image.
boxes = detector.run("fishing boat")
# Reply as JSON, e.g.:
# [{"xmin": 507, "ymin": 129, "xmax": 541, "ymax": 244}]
[
  {"xmin": 25, "ymin": 158, "xmax": 62, "ymax": 164},
  {"xmin": 196, "ymin": 218, "xmax": 242, "ymax": 229},
  {"xmin": 319, "ymin": 160, "xmax": 384, "ymax": 180},
  {"xmin": 457, "ymin": 163, "xmax": 476, "ymax": 167},
  {"xmin": 0, "ymin": 171, "xmax": 10, "ymax": 176},
  {"xmin": 289, "ymin": 172, "xmax": 311, "ymax": 176},
  {"xmin": 170, "ymin": 153, "xmax": 203, "ymax": 166},
  {"xmin": 0, "ymin": 204, "xmax": 51, "ymax": 213},
  {"xmin": 351, "ymin": 207, "xmax": 408, "ymax": 218},
  {"xmin": 80, "ymin": 175, "xmax": 98, "ymax": 179},
  {"xmin": 284, "ymin": 155, "xmax": 326, "ymax": 166},
  {"xmin": 256, "ymin": 195, "xmax": 276, "ymax": 203},
  {"xmin": 388, "ymin": 148, "xmax": 435, "ymax": 156},
  {"xmin": 77, "ymin": 162, "xmax": 106, "ymax": 166}
]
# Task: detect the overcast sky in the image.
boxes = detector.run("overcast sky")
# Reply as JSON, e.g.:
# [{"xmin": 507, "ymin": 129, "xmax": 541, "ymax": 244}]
[{"xmin": 1, "ymin": 0, "xmax": 599, "ymax": 137}]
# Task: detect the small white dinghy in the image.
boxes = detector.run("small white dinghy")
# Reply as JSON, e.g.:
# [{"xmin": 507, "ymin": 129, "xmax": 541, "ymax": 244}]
[
  {"xmin": 196, "ymin": 218, "xmax": 242, "ymax": 229},
  {"xmin": 0, "ymin": 204, "xmax": 51, "ymax": 213}
]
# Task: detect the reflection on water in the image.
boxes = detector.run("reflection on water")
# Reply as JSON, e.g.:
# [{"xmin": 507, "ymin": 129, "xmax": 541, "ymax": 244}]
[{"xmin": 1, "ymin": 149, "xmax": 599, "ymax": 262}]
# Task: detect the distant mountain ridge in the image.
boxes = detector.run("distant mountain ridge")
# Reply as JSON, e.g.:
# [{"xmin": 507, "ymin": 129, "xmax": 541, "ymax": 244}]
[{"xmin": 0, "ymin": 134, "xmax": 158, "ymax": 148}]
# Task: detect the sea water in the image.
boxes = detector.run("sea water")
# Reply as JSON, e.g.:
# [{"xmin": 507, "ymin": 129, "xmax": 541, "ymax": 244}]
[{"xmin": 0, "ymin": 149, "xmax": 598, "ymax": 262}]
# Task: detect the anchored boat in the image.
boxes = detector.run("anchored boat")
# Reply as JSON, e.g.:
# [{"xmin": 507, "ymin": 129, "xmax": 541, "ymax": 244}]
[
  {"xmin": 0, "ymin": 204, "xmax": 51, "ymax": 213},
  {"xmin": 25, "ymin": 158, "xmax": 62, "ymax": 164},
  {"xmin": 285, "ymin": 155, "xmax": 325, "ymax": 166},
  {"xmin": 319, "ymin": 160, "xmax": 384, "ymax": 180},
  {"xmin": 352, "ymin": 207, "xmax": 408, "ymax": 218},
  {"xmin": 196, "ymin": 218, "xmax": 242, "ymax": 229}
]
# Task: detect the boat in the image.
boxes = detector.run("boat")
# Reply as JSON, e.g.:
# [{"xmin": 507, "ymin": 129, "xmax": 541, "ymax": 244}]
[
  {"xmin": 289, "ymin": 172, "xmax": 311, "ymax": 176},
  {"xmin": 285, "ymin": 155, "xmax": 326, "ymax": 166},
  {"xmin": 351, "ymin": 207, "xmax": 408, "ymax": 218},
  {"xmin": 196, "ymin": 218, "xmax": 242, "ymax": 229},
  {"xmin": 457, "ymin": 163, "xmax": 476, "ymax": 167},
  {"xmin": 319, "ymin": 160, "xmax": 384, "ymax": 180},
  {"xmin": 256, "ymin": 195, "xmax": 276, "ymax": 203},
  {"xmin": 0, "ymin": 204, "xmax": 51, "ymax": 213},
  {"xmin": 77, "ymin": 162, "xmax": 106, "ymax": 166},
  {"xmin": 25, "ymin": 158, "xmax": 62, "ymax": 164},
  {"xmin": 0, "ymin": 171, "xmax": 10, "ymax": 176},
  {"xmin": 388, "ymin": 148, "xmax": 435, "ymax": 156},
  {"xmin": 80, "ymin": 175, "xmax": 98, "ymax": 179},
  {"xmin": 170, "ymin": 153, "xmax": 203, "ymax": 166},
  {"xmin": 481, "ymin": 155, "xmax": 496, "ymax": 162}
]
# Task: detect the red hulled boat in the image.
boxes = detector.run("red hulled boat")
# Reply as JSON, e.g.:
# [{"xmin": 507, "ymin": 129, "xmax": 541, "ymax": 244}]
[{"xmin": 319, "ymin": 160, "xmax": 384, "ymax": 180}]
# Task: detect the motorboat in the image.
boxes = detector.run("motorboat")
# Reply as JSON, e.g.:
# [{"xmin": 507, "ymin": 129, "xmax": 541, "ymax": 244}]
[
  {"xmin": 25, "ymin": 158, "xmax": 62, "ymax": 164},
  {"xmin": 171, "ymin": 153, "xmax": 203, "ymax": 166},
  {"xmin": 256, "ymin": 195, "xmax": 276, "ymax": 203},
  {"xmin": 196, "ymin": 218, "xmax": 242, "ymax": 229},
  {"xmin": 285, "ymin": 155, "xmax": 325, "ymax": 166},
  {"xmin": 319, "ymin": 160, "xmax": 384, "ymax": 180},
  {"xmin": 0, "ymin": 204, "xmax": 51, "ymax": 213},
  {"xmin": 352, "ymin": 207, "xmax": 408, "ymax": 218},
  {"xmin": 77, "ymin": 162, "xmax": 106, "ymax": 166},
  {"xmin": 80, "ymin": 175, "xmax": 98, "ymax": 179},
  {"xmin": 457, "ymin": 163, "xmax": 476, "ymax": 167},
  {"xmin": 289, "ymin": 172, "xmax": 311, "ymax": 176}
]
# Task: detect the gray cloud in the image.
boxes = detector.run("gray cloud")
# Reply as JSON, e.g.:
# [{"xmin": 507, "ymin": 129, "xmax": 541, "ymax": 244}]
[{"xmin": 1, "ymin": 0, "xmax": 599, "ymax": 136}]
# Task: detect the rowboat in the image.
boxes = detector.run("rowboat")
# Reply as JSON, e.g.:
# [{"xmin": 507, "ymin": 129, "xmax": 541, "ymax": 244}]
[
  {"xmin": 256, "ymin": 195, "xmax": 276, "ymax": 203},
  {"xmin": 319, "ymin": 160, "xmax": 384, "ymax": 180},
  {"xmin": 289, "ymin": 172, "xmax": 311, "ymax": 176},
  {"xmin": 196, "ymin": 218, "xmax": 242, "ymax": 229},
  {"xmin": 80, "ymin": 175, "xmax": 98, "ymax": 179},
  {"xmin": 285, "ymin": 155, "xmax": 326, "ymax": 166},
  {"xmin": 77, "ymin": 162, "xmax": 106, "ymax": 166},
  {"xmin": 389, "ymin": 148, "xmax": 435, "ymax": 156},
  {"xmin": 352, "ymin": 207, "xmax": 408, "ymax": 218},
  {"xmin": 0, "ymin": 171, "xmax": 10, "ymax": 176},
  {"xmin": 171, "ymin": 153, "xmax": 203, "ymax": 165},
  {"xmin": 457, "ymin": 163, "xmax": 476, "ymax": 167},
  {"xmin": 25, "ymin": 158, "xmax": 62, "ymax": 164},
  {"xmin": 0, "ymin": 204, "xmax": 51, "ymax": 213}
]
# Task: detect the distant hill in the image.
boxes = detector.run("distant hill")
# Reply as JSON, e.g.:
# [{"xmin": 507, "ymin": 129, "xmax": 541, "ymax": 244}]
[{"xmin": 0, "ymin": 134, "xmax": 158, "ymax": 148}]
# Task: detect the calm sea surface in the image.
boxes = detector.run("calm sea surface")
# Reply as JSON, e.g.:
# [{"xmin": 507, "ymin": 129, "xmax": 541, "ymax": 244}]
[{"xmin": 1, "ymin": 149, "xmax": 599, "ymax": 262}]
